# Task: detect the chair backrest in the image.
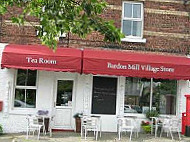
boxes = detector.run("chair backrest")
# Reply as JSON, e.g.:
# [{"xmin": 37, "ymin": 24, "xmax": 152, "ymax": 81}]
[
  {"xmin": 27, "ymin": 115, "xmax": 40, "ymax": 126},
  {"xmin": 170, "ymin": 118, "xmax": 181, "ymax": 129},
  {"xmin": 81, "ymin": 116, "xmax": 98, "ymax": 129},
  {"xmin": 161, "ymin": 118, "xmax": 172, "ymax": 128},
  {"xmin": 118, "ymin": 117, "xmax": 134, "ymax": 129}
]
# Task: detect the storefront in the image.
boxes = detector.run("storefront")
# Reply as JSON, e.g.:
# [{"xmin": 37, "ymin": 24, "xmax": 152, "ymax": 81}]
[{"xmin": 0, "ymin": 44, "xmax": 189, "ymax": 132}]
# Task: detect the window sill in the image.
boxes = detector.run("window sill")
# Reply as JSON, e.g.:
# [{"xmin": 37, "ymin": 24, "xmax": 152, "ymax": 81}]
[
  {"xmin": 9, "ymin": 108, "xmax": 37, "ymax": 115},
  {"xmin": 121, "ymin": 38, "xmax": 146, "ymax": 43}
]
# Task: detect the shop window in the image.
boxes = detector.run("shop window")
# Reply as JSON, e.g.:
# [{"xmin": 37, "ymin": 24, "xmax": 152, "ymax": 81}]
[
  {"xmin": 56, "ymin": 80, "xmax": 73, "ymax": 106},
  {"xmin": 124, "ymin": 77, "xmax": 177, "ymax": 115},
  {"xmin": 14, "ymin": 69, "xmax": 37, "ymax": 108},
  {"xmin": 122, "ymin": 2, "xmax": 145, "ymax": 42},
  {"xmin": 152, "ymin": 79, "xmax": 177, "ymax": 115}
]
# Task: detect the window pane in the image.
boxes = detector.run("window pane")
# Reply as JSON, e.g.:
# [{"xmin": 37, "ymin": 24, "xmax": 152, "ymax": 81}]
[
  {"xmin": 16, "ymin": 70, "xmax": 27, "ymax": 86},
  {"xmin": 132, "ymin": 21, "xmax": 142, "ymax": 37},
  {"xmin": 27, "ymin": 70, "xmax": 37, "ymax": 86},
  {"xmin": 56, "ymin": 80, "xmax": 73, "ymax": 106},
  {"xmin": 133, "ymin": 4, "xmax": 141, "ymax": 18},
  {"xmin": 16, "ymin": 69, "xmax": 37, "ymax": 86},
  {"xmin": 124, "ymin": 3, "xmax": 132, "ymax": 18},
  {"xmin": 153, "ymin": 79, "xmax": 177, "ymax": 115},
  {"xmin": 14, "ymin": 89, "xmax": 36, "ymax": 108},
  {"xmin": 14, "ymin": 89, "xmax": 25, "ymax": 108},
  {"xmin": 122, "ymin": 20, "xmax": 132, "ymax": 36},
  {"xmin": 124, "ymin": 77, "xmax": 151, "ymax": 114},
  {"xmin": 26, "ymin": 89, "xmax": 36, "ymax": 108}
]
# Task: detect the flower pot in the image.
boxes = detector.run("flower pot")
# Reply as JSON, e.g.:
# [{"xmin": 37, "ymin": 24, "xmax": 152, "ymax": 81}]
[{"xmin": 75, "ymin": 117, "xmax": 81, "ymax": 133}]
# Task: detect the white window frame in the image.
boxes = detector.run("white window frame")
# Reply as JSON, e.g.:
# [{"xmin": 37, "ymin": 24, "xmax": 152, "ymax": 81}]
[
  {"xmin": 13, "ymin": 69, "xmax": 38, "ymax": 109},
  {"xmin": 121, "ymin": 1, "xmax": 146, "ymax": 43}
]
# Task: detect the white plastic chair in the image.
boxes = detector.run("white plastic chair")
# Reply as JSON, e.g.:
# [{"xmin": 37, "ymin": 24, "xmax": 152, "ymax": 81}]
[
  {"xmin": 150, "ymin": 117, "xmax": 162, "ymax": 137},
  {"xmin": 160, "ymin": 117, "xmax": 181, "ymax": 140},
  {"xmin": 81, "ymin": 116, "xmax": 99, "ymax": 140},
  {"xmin": 26, "ymin": 115, "xmax": 43, "ymax": 140},
  {"xmin": 117, "ymin": 117, "xmax": 138, "ymax": 141}
]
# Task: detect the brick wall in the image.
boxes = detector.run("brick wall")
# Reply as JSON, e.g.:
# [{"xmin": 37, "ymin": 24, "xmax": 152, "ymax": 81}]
[{"xmin": 0, "ymin": 0, "xmax": 189, "ymax": 55}]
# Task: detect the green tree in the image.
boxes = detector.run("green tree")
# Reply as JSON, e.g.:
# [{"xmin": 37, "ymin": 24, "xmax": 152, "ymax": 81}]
[{"xmin": 0, "ymin": 0, "xmax": 124, "ymax": 50}]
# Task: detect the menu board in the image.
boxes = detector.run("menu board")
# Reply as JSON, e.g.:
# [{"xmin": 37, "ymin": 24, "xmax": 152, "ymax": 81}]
[{"xmin": 91, "ymin": 76, "xmax": 117, "ymax": 115}]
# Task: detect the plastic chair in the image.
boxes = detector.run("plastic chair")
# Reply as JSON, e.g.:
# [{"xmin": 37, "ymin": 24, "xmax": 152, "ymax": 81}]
[
  {"xmin": 150, "ymin": 117, "xmax": 162, "ymax": 137},
  {"xmin": 117, "ymin": 117, "xmax": 138, "ymax": 141},
  {"xmin": 160, "ymin": 117, "xmax": 181, "ymax": 140},
  {"xmin": 26, "ymin": 115, "xmax": 43, "ymax": 140},
  {"xmin": 81, "ymin": 116, "xmax": 99, "ymax": 140}
]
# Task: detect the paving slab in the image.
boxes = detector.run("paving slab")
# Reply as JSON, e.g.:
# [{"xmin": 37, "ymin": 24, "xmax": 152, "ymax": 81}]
[{"xmin": 0, "ymin": 132, "xmax": 190, "ymax": 142}]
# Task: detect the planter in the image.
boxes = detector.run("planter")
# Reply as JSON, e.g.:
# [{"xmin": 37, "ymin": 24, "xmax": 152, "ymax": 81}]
[{"xmin": 75, "ymin": 117, "xmax": 81, "ymax": 133}]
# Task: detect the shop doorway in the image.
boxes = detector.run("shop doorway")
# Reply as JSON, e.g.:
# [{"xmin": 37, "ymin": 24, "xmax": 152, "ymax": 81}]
[{"xmin": 54, "ymin": 80, "xmax": 74, "ymax": 129}]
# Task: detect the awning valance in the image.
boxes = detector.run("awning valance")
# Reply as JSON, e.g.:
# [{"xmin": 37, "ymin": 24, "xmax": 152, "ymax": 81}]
[
  {"xmin": 83, "ymin": 49, "xmax": 190, "ymax": 80},
  {"xmin": 1, "ymin": 44, "xmax": 82, "ymax": 73}
]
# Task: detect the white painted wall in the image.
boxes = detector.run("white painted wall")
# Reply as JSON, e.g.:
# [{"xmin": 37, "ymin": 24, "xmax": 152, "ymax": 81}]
[{"xmin": 0, "ymin": 43, "xmax": 189, "ymax": 133}]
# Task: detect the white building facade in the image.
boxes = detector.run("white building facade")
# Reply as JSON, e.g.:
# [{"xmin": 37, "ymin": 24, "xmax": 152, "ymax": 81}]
[{"xmin": 0, "ymin": 43, "xmax": 189, "ymax": 133}]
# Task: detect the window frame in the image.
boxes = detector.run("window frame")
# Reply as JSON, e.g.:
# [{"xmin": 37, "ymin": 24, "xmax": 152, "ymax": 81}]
[
  {"xmin": 13, "ymin": 69, "xmax": 38, "ymax": 109},
  {"xmin": 121, "ymin": 1, "xmax": 144, "ymax": 41}
]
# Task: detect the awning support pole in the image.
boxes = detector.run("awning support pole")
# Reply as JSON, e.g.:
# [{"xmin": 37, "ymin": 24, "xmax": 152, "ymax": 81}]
[{"xmin": 150, "ymin": 78, "xmax": 153, "ymax": 111}]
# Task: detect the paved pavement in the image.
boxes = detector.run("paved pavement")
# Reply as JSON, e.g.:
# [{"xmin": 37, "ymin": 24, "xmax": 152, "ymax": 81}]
[{"xmin": 0, "ymin": 132, "xmax": 190, "ymax": 142}]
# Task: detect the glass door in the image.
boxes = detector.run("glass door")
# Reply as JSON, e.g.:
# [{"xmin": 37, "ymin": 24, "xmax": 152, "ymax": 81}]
[{"xmin": 54, "ymin": 80, "xmax": 74, "ymax": 129}]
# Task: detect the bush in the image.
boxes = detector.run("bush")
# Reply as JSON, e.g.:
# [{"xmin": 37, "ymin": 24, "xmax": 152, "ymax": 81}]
[
  {"xmin": 0, "ymin": 124, "xmax": 3, "ymax": 135},
  {"xmin": 146, "ymin": 110, "xmax": 159, "ymax": 120}
]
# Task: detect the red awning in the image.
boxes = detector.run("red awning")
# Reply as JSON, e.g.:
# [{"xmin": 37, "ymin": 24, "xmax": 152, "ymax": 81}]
[
  {"xmin": 1, "ymin": 44, "xmax": 82, "ymax": 73},
  {"xmin": 83, "ymin": 49, "xmax": 190, "ymax": 80}
]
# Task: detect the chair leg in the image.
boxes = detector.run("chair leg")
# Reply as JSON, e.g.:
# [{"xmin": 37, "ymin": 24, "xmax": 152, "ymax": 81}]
[
  {"xmin": 26, "ymin": 127, "xmax": 29, "ymax": 139},
  {"xmin": 37, "ymin": 127, "xmax": 41, "ymax": 140},
  {"xmin": 178, "ymin": 130, "xmax": 181, "ymax": 140},
  {"xmin": 84, "ymin": 128, "xmax": 87, "ymax": 140},
  {"xmin": 160, "ymin": 127, "xmax": 163, "ymax": 138},
  {"xmin": 81, "ymin": 126, "xmax": 83, "ymax": 138},
  {"xmin": 95, "ymin": 130, "xmax": 98, "ymax": 141},
  {"xmin": 155, "ymin": 125, "xmax": 158, "ymax": 137},
  {"xmin": 151, "ymin": 123, "xmax": 153, "ymax": 135},
  {"xmin": 169, "ymin": 129, "xmax": 173, "ymax": 140},
  {"xmin": 49, "ymin": 126, "xmax": 52, "ymax": 137},
  {"xmin": 43, "ymin": 125, "xmax": 46, "ymax": 135},
  {"xmin": 118, "ymin": 130, "xmax": 121, "ymax": 140},
  {"xmin": 129, "ymin": 130, "xmax": 133, "ymax": 141},
  {"xmin": 136, "ymin": 130, "xmax": 139, "ymax": 138}
]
